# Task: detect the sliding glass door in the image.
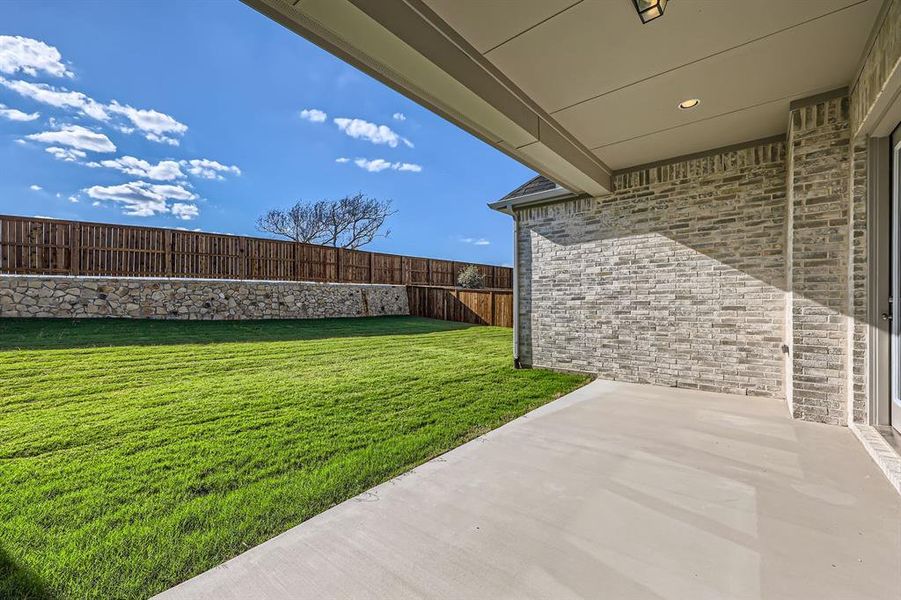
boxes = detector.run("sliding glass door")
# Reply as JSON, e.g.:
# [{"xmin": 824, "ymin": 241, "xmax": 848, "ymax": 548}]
[{"xmin": 892, "ymin": 134, "xmax": 900, "ymax": 433}]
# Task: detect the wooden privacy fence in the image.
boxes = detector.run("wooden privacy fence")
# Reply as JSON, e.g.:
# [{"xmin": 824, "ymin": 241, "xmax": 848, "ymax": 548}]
[
  {"xmin": 407, "ymin": 285, "xmax": 513, "ymax": 328},
  {"xmin": 0, "ymin": 215, "xmax": 512, "ymax": 289}
]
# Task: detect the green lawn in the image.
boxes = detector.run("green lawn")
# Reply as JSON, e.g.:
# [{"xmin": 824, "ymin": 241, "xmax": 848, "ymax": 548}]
[{"xmin": 0, "ymin": 316, "xmax": 587, "ymax": 599}]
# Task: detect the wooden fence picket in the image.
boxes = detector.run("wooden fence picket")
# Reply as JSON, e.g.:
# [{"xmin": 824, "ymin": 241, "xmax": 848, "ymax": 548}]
[{"xmin": 0, "ymin": 215, "xmax": 512, "ymax": 290}]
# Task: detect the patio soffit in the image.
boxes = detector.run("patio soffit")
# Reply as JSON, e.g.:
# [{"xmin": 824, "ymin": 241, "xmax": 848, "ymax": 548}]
[{"xmin": 243, "ymin": 0, "xmax": 883, "ymax": 192}]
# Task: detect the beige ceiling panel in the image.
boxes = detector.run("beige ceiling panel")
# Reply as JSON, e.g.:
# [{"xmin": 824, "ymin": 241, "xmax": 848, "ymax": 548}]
[
  {"xmin": 295, "ymin": 0, "xmax": 539, "ymax": 148},
  {"xmin": 556, "ymin": 2, "xmax": 876, "ymax": 150},
  {"xmin": 486, "ymin": 0, "xmax": 874, "ymax": 113},
  {"xmin": 514, "ymin": 140, "xmax": 607, "ymax": 196},
  {"xmin": 424, "ymin": 0, "xmax": 578, "ymax": 54},
  {"xmin": 594, "ymin": 101, "xmax": 789, "ymax": 171}
]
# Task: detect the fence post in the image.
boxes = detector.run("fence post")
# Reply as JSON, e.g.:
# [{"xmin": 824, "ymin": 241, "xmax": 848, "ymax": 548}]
[
  {"xmin": 29, "ymin": 223, "xmax": 40, "ymax": 272},
  {"xmin": 335, "ymin": 248, "xmax": 342, "ymax": 282},
  {"xmin": 369, "ymin": 251, "xmax": 374, "ymax": 284},
  {"xmin": 164, "ymin": 230, "xmax": 173, "ymax": 277},
  {"xmin": 238, "ymin": 237, "xmax": 246, "ymax": 279},
  {"xmin": 426, "ymin": 259, "xmax": 432, "ymax": 286},
  {"xmin": 70, "ymin": 223, "xmax": 80, "ymax": 276},
  {"xmin": 490, "ymin": 290, "xmax": 496, "ymax": 326}
]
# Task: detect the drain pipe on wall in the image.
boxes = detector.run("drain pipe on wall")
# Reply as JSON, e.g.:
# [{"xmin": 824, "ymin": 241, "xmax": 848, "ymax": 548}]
[
  {"xmin": 489, "ymin": 186, "xmax": 577, "ymax": 369},
  {"xmin": 512, "ymin": 211, "xmax": 521, "ymax": 369}
]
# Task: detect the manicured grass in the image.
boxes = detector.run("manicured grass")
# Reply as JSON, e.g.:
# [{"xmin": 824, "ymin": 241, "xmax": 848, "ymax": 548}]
[{"xmin": 0, "ymin": 316, "xmax": 587, "ymax": 599}]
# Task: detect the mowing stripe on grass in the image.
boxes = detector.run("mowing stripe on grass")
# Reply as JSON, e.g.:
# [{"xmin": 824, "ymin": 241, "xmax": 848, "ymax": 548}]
[{"xmin": 0, "ymin": 317, "xmax": 587, "ymax": 599}]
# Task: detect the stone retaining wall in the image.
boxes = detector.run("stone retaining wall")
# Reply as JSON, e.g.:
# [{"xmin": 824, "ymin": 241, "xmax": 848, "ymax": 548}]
[{"xmin": 0, "ymin": 276, "xmax": 409, "ymax": 320}]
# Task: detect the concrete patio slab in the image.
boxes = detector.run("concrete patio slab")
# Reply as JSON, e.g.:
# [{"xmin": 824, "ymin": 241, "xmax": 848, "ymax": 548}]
[{"xmin": 155, "ymin": 380, "xmax": 901, "ymax": 600}]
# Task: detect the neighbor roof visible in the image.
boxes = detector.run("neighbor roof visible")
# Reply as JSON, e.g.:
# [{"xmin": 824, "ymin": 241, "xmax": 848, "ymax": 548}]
[{"xmin": 500, "ymin": 175, "xmax": 561, "ymax": 201}]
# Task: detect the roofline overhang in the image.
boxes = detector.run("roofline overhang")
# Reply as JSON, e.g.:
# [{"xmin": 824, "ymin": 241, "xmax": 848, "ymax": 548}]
[
  {"xmin": 243, "ymin": 0, "xmax": 613, "ymax": 195},
  {"xmin": 488, "ymin": 186, "xmax": 579, "ymax": 215}
]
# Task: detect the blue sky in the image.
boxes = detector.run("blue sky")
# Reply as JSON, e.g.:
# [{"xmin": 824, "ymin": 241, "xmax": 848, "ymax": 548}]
[{"xmin": 0, "ymin": 1, "xmax": 534, "ymax": 265}]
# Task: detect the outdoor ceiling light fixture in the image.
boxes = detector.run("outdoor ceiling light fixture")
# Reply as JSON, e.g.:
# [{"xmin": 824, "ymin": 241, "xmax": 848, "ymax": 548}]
[
  {"xmin": 632, "ymin": 0, "xmax": 668, "ymax": 24},
  {"xmin": 678, "ymin": 98, "xmax": 700, "ymax": 110}
]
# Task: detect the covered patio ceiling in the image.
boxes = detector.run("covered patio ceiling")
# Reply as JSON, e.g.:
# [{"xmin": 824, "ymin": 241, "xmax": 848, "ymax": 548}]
[{"xmin": 245, "ymin": 0, "xmax": 884, "ymax": 195}]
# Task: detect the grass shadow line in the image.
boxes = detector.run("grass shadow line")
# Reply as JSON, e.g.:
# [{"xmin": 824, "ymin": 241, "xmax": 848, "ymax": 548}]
[
  {"xmin": 0, "ymin": 315, "xmax": 483, "ymax": 351},
  {"xmin": 0, "ymin": 547, "xmax": 55, "ymax": 600}
]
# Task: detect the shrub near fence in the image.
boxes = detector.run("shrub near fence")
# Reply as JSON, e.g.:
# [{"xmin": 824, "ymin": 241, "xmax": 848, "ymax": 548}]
[{"xmin": 0, "ymin": 215, "xmax": 512, "ymax": 289}]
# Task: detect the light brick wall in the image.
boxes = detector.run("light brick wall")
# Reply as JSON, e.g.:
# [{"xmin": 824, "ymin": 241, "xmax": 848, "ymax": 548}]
[
  {"xmin": 849, "ymin": 139, "xmax": 869, "ymax": 423},
  {"xmin": 850, "ymin": 0, "xmax": 900, "ymax": 137},
  {"xmin": 514, "ymin": 91, "xmax": 872, "ymax": 426},
  {"xmin": 786, "ymin": 97, "xmax": 851, "ymax": 425},
  {"xmin": 516, "ymin": 142, "xmax": 787, "ymax": 397},
  {"xmin": 513, "ymin": 93, "xmax": 876, "ymax": 426}
]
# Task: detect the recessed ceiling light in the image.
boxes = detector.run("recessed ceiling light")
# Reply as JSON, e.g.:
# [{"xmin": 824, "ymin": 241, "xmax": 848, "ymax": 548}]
[{"xmin": 678, "ymin": 98, "xmax": 701, "ymax": 110}]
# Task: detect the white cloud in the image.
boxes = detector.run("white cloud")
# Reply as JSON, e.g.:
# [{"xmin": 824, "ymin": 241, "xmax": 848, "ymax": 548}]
[
  {"xmin": 299, "ymin": 108, "xmax": 327, "ymax": 123},
  {"xmin": 29, "ymin": 184, "xmax": 42, "ymax": 191},
  {"xmin": 459, "ymin": 237, "xmax": 490, "ymax": 246},
  {"xmin": 84, "ymin": 180, "xmax": 197, "ymax": 217},
  {"xmin": 171, "ymin": 203, "xmax": 199, "ymax": 220},
  {"xmin": 144, "ymin": 132, "xmax": 180, "ymax": 146},
  {"xmin": 0, "ymin": 76, "xmax": 187, "ymax": 145},
  {"xmin": 84, "ymin": 156, "xmax": 239, "ymax": 181},
  {"xmin": 91, "ymin": 156, "xmax": 185, "ymax": 181},
  {"xmin": 335, "ymin": 157, "xmax": 350, "ymax": 163},
  {"xmin": 0, "ymin": 36, "xmax": 72, "ymax": 78},
  {"xmin": 352, "ymin": 158, "xmax": 422, "ymax": 173},
  {"xmin": 334, "ymin": 117, "xmax": 412, "ymax": 148},
  {"xmin": 0, "ymin": 103, "xmax": 39, "ymax": 121},
  {"xmin": 69, "ymin": 195, "xmax": 79, "ymax": 203},
  {"xmin": 91, "ymin": 201, "xmax": 101, "ymax": 207},
  {"xmin": 26, "ymin": 124, "xmax": 116, "ymax": 152},
  {"xmin": 181, "ymin": 158, "xmax": 241, "ymax": 180},
  {"xmin": 0, "ymin": 77, "xmax": 109, "ymax": 120},
  {"xmin": 45, "ymin": 146, "xmax": 87, "ymax": 161},
  {"xmin": 107, "ymin": 101, "xmax": 187, "ymax": 145},
  {"xmin": 354, "ymin": 158, "xmax": 393, "ymax": 172},
  {"xmin": 392, "ymin": 112, "xmax": 406, "ymax": 121}
]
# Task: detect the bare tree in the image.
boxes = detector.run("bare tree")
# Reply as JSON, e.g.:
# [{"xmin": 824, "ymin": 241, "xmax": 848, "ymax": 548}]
[
  {"xmin": 256, "ymin": 194, "xmax": 395, "ymax": 249},
  {"xmin": 256, "ymin": 202, "xmax": 328, "ymax": 243}
]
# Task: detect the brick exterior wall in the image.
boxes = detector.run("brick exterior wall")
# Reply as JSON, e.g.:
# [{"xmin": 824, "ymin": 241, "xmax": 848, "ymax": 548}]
[
  {"xmin": 515, "ymin": 94, "xmax": 872, "ymax": 425},
  {"xmin": 850, "ymin": 0, "xmax": 900, "ymax": 137},
  {"xmin": 786, "ymin": 97, "xmax": 851, "ymax": 425},
  {"xmin": 516, "ymin": 141, "xmax": 787, "ymax": 397},
  {"xmin": 849, "ymin": 139, "xmax": 869, "ymax": 423}
]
